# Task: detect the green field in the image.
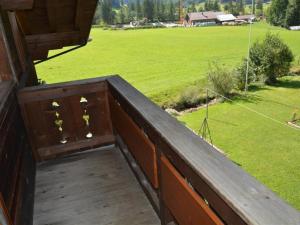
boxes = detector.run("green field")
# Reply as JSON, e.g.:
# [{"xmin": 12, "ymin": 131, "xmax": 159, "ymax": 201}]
[
  {"xmin": 36, "ymin": 22, "xmax": 300, "ymax": 210},
  {"xmin": 178, "ymin": 76, "xmax": 300, "ymax": 210},
  {"xmin": 37, "ymin": 22, "xmax": 300, "ymax": 105}
]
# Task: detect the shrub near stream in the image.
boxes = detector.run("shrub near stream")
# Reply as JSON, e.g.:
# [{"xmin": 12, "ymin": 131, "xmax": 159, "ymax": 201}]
[{"xmin": 207, "ymin": 62, "xmax": 235, "ymax": 98}]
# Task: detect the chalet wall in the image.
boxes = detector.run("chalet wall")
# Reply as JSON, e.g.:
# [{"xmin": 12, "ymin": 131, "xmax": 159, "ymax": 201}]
[
  {"xmin": 0, "ymin": 12, "xmax": 13, "ymax": 81},
  {"xmin": 0, "ymin": 7, "xmax": 38, "ymax": 86},
  {"xmin": 0, "ymin": 83, "xmax": 35, "ymax": 225},
  {"xmin": 0, "ymin": 7, "xmax": 36, "ymax": 225}
]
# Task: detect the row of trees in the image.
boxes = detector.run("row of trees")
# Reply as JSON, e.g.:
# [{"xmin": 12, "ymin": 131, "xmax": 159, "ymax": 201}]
[
  {"xmin": 96, "ymin": 0, "xmax": 178, "ymax": 24},
  {"xmin": 204, "ymin": 0, "xmax": 221, "ymax": 11},
  {"xmin": 268, "ymin": 0, "xmax": 300, "ymax": 27},
  {"xmin": 223, "ymin": 0, "xmax": 263, "ymax": 17},
  {"xmin": 186, "ymin": 0, "xmax": 264, "ymax": 17},
  {"xmin": 224, "ymin": 0, "xmax": 246, "ymax": 15}
]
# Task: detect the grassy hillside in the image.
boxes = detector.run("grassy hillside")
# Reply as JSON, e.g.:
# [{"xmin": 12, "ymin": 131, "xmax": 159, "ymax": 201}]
[
  {"xmin": 36, "ymin": 22, "xmax": 300, "ymax": 105},
  {"xmin": 178, "ymin": 76, "xmax": 300, "ymax": 210}
]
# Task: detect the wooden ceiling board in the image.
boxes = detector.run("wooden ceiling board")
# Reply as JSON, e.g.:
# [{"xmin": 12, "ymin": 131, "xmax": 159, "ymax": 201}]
[
  {"xmin": 0, "ymin": 0, "xmax": 34, "ymax": 10},
  {"xmin": 13, "ymin": 0, "xmax": 97, "ymax": 60}
]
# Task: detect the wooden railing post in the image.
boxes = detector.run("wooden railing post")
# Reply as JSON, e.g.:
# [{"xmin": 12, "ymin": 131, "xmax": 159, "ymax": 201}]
[{"xmin": 156, "ymin": 145, "xmax": 175, "ymax": 225}]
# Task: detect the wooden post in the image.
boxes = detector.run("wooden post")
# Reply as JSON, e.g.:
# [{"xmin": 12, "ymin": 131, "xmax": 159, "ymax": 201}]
[
  {"xmin": 0, "ymin": 9, "xmax": 13, "ymax": 81},
  {"xmin": 156, "ymin": 144, "xmax": 174, "ymax": 225},
  {"xmin": 0, "ymin": 8, "xmax": 19, "ymax": 82},
  {"xmin": 0, "ymin": 8, "xmax": 38, "ymax": 86}
]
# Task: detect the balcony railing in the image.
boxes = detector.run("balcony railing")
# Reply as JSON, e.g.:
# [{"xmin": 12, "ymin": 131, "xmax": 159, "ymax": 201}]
[{"xmin": 18, "ymin": 75, "xmax": 300, "ymax": 225}]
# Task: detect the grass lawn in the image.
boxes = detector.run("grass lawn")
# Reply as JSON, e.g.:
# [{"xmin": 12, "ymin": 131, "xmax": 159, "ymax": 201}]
[
  {"xmin": 36, "ymin": 22, "xmax": 300, "ymax": 105},
  {"xmin": 178, "ymin": 76, "xmax": 300, "ymax": 210}
]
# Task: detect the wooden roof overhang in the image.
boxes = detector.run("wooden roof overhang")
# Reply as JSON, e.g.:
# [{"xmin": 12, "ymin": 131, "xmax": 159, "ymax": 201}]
[{"xmin": 1, "ymin": 0, "xmax": 97, "ymax": 61}]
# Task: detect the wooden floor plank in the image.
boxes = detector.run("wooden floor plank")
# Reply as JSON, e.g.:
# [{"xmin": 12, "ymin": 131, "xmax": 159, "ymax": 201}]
[{"xmin": 33, "ymin": 147, "xmax": 160, "ymax": 225}]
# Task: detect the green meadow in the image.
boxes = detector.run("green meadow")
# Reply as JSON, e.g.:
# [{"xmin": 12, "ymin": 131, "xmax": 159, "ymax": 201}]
[
  {"xmin": 36, "ymin": 22, "xmax": 300, "ymax": 210},
  {"xmin": 179, "ymin": 76, "xmax": 300, "ymax": 210},
  {"xmin": 36, "ymin": 22, "xmax": 300, "ymax": 105}
]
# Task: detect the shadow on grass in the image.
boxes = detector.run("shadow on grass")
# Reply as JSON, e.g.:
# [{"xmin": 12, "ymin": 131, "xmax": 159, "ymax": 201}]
[
  {"xmin": 260, "ymin": 96, "xmax": 300, "ymax": 110},
  {"xmin": 273, "ymin": 79, "xmax": 300, "ymax": 89},
  {"xmin": 259, "ymin": 79, "xmax": 300, "ymax": 110},
  {"xmin": 225, "ymin": 92, "xmax": 263, "ymax": 104},
  {"xmin": 209, "ymin": 118, "xmax": 237, "ymax": 127},
  {"xmin": 214, "ymin": 84, "xmax": 268, "ymax": 105},
  {"xmin": 248, "ymin": 85, "xmax": 270, "ymax": 92}
]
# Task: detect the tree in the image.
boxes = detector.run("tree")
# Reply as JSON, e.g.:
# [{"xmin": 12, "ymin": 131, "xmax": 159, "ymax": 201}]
[
  {"xmin": 226, "ymin": 0, "xmax": 239, "ymax": 15},
  {"xmin": 143, "ymin": 0, "xmax": 154, "ymax": 21},
  {"xmin": 213, "ymin": 0, "xmax": 221, "ymax": 11},
  {"xmin": 256, "ymin": 0, "xmax": 263, "ymax": 11},
  {"xmin": 168, "ymin": 0, "xmax": 175, "ymax": 21},
  {"xmin": 252, "ymin": 0, "xmax": 256, "ymax": 15},
  {"xmin": 188, "ymin": 2, "xmax": 197, "ymax": 12},
  {"xmin": 204, "ymin": 1, "xmax": 209, "ymax": 10},
  {"xmin": 237, "ymin": 0, "xmax": 245, "ymax": 15},
  {"xmin": 185, "ymin": 13, "xmax": 190, "ymax": 22},
  {"xmin": 119, "ymin": 0, "xmax": 125, "ymax": 24},
  {"xmin": 248, "ymin": 33, "xmax": 294, "ymax": 84},
  {"xmin": 136, "ymin": 0, "xmax": 142, "ymax": 19},
  {"xmin": 268, "ymin": 0, "xmax": 289, "ymax": 26},
  {"xmin": 93, "ymin": 3, "xmax": 102, "ymax": 25},
  {"xmin": 207, "ymin": 62, "xmax": 235, "ymax": 98},
  {"xmin": 159, "ymin": 0, "xmax": 166, "ymax": 21},
  {"xmin": 256, "ymin": 0, "xmax": 263, "ymax": 17},
  {"xmin": 235, "ymin": 58, "xmax": 256, "ymax": 90},
  {"xmin": 204, "ymin": 0, "xmax": 217, "ymax": 11},
  {"xmin": 100, "ymin": 0, "xmax": 113, "ymax": 24},
  {"xmin": 128, "ymin": 1, "xmax": 136, "ymax": 21},
  {"xmin": 285, "ymin": 0, "xmax": 300, "ymax": 27},
  {"xmin": 224, "ymin": 4, "xmax": 229, "ymax": 11},
  {"xmin": 154, "ymin": 0, "xmax": 160, "ymax": 21}
]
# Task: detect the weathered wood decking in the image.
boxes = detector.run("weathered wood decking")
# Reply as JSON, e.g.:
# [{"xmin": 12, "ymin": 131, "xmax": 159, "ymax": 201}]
[{"xmin": 33, "ymin": 146, "xmax": 160, "ymax": 225}]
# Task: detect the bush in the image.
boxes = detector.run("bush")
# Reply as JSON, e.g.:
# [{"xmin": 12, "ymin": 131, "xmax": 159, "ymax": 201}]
[
  {"xmin": 159, "ymin": 84, "xmax": 213, "ymax": 111},
  {"xmin": 234, "ymin": 58, "xmax": 256, "ymax": 90},
  {"xmin": 248, "ymin": 33, "xmax": 294, "ymax": 84},
  {"xmin": 175, "ymin": 86, "xmax": 202, "ymax": 110},
  {"xmin": 207, "ymin": 62, "xmax": 234, "ymax": 98}
]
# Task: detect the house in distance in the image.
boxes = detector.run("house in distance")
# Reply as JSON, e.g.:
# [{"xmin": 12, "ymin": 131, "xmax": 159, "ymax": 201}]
[{"xmin": 186, "ymin": 11, "xmax": 255, "ymax": 26}]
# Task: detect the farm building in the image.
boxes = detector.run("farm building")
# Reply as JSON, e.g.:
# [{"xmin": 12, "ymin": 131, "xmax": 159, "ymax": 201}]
[
  {"xmin": 236, "ymin": 14, "xmax": 256, "ymax": 22},
  {"xmin": 0, "ymin": 1, "xmax": 299, "ymax": 225},
  {"xmin": 186, "ymin": 11, "xmax": 225, "ymax": 26},
  {"xmin": 290, "ymin": 26, "xmax": 300, "ymax": 30},
  {"xmin": 216, "ymin": 14, "xmax": 237, "ymax": 23},
  {"xmin": 186, "ymin": 12, "xmax": 253, "ymax": 26}
]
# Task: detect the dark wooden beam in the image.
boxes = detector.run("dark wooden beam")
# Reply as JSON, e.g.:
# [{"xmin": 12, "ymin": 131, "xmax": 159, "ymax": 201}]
[
  {"xmin": 8, "ymin": 12, "xmax": 38, "ymax": 85},
  {"xmin": 26, "ymin": 31, "xmax": 81, "ymax": 49},
  {"xmin": 0, "ymin": 9, "xmax": 16, "ymax": 81},
  {"xmin": 75, "ymin": 0, "xmax": 97, "ymax": 40},
  {"xmin": 29, "ymin": 48, "xmax": 48, "ymax": 61},
  {"xmin": 0, "ymin": 33, "xmax": 12, "ymax": 81},
  {"xmin": 0, "ymin": 0, "xmax": 34, "ymax": 10},
  {"xmin": 45, "ymin": 0, "xmax": 58, "ymax": 33}
]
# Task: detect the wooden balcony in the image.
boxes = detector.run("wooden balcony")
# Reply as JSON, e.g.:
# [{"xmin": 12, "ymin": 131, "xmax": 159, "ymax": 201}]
[
  {"xmin": 15, "ymin": 75, "xmax": 300, "ymax": 225},
  {"xmin": 33, "ymin": 146, "xmax": 160, "ymax": 225}
]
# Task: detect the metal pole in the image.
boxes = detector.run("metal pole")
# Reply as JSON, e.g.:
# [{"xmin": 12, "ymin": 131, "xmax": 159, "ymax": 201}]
[
  {"xmin": 245, "ymin": 0, "xmax": 254, "ymax": 93},
  {"xmin": 206, "ymin": 88, "xmax": 209, "ymax": 120}
]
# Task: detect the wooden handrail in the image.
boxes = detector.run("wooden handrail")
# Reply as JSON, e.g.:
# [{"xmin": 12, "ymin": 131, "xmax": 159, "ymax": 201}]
[{"xmin": 107, "ymin": 75, "xmax": 300, "ymax": 225}]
